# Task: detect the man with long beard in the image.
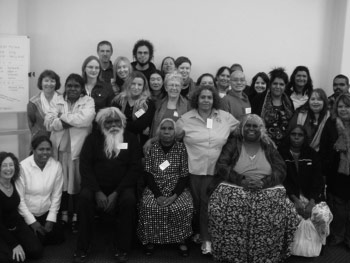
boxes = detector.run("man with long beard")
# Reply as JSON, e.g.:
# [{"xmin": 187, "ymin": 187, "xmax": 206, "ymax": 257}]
[{"xmin": 73, "ymin": 107, "xmax": 142, "ymax": 263}]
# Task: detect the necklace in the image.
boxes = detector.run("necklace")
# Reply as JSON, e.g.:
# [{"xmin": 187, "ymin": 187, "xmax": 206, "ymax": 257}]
[
  {"xmin": 248, "ymin": 155, "xmax": 256, "ymax": 161},
  {"xmin": 0, "ymin": 182, "xmax": 12, "ymax": 192}
]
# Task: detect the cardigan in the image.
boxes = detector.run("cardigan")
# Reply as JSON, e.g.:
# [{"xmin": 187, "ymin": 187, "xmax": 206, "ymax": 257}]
[
  {"xmin": 215, "ymin": 135, "xmax": 286, "ymax": 189},
  {"xmin": 319, "ymin": 118, "xmax": 350, "ymax": 200}
]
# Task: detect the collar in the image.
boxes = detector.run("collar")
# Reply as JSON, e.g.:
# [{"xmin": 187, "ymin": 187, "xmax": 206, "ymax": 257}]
[{"xmin": 188, "ymin": 108, "xmax": 219, "ymax": 119}]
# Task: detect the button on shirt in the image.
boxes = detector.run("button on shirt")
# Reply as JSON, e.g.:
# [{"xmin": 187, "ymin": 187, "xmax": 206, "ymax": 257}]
[
  {"xmin": 16, "ymin": 155, "xmax": 63, "ymax": 225},
  {"xmin": 176, "ymin": 109, "xmax": 239, "ymax": 175}
]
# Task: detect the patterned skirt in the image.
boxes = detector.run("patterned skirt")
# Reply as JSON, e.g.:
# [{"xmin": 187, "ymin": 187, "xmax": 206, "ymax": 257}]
[
  {"xmin": 208, "ymin": 183, "xmax": 300, "ymax": 263},
  {"xmin": 137, "ymin": 188, "xmax": 194, "ymax": 244}
]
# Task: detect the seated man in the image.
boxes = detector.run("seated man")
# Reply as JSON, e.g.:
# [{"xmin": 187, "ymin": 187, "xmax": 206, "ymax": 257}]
[{"xmin": 73, "ymin": 107, "xmax": 143, "ymax": 263}]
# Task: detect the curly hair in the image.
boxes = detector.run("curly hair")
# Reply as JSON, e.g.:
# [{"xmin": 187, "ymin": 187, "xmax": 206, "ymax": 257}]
[
  {"xmin": 0, "ymin": 152, "xmax": 20, "ymax": 183},
  {"xmin": 190, "ymin": 85, "xmax": 221, "ymax": 110},
  {"xmin": 269, "ymin": 67, "xmax": 289, "ymax": 86},
  {"xmin": 132, "ymin": 39, "xmax": 154, "ymax": 60}
]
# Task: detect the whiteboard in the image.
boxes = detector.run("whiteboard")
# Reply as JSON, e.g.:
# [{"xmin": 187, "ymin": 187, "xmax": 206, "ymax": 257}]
[{"xmin": 0, "ymin": 35, "xmax": 30, "ymax": 113}]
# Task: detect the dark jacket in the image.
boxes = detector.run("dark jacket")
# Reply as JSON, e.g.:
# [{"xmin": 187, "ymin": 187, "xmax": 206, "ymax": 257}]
[
  {"xmin": 90, "ymin": 81, "xmax": 115, "ymax": 113},
  {"xmin": 279, "ymin": 145, "xmax": 324, "ymax": 202},
  {"xmin": 319, "ymin": 118, "xmax": 350, "ymax": 200},
  {"xmin": 80, "ymin": 129, "xmax": 143, "ymax": 195}
]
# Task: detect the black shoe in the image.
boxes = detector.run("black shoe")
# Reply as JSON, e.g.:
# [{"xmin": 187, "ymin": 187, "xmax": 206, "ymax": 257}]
[
  {"xmin": 72, "ymin": 249, "xmax": 88, "ymax": 263},
  {"xmin": 114, "ymin": 249, "xmax": 128, "ymax": 263},
  {"xmin": 178, "ymin": 243, "xmax": 189, "ymax": 257},
  {"xmin": 143, "ymin": 243, "xmax": 155, "ymax": 256}
]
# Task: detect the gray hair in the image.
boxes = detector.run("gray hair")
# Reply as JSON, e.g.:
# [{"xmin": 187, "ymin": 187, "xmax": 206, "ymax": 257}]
[
  {"xmin": 164, "ymin": 70, "xmax": 183, "ymax": 87},
  {"xmin": 156, "ymin": 118, "xmax": 177, "ymax": 137},
  {"xmin": 236, "ymin": 114, "xmax": 276, "ymax": 147},
  {"xmin": 95, "ymin": 107, "xmax": 127, "ymax": 129}
]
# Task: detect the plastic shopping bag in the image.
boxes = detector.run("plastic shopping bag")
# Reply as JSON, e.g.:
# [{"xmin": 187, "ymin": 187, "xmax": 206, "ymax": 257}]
[{"xmin": 291, "ymin": 219, "xmax": 322, "ymax": 257}]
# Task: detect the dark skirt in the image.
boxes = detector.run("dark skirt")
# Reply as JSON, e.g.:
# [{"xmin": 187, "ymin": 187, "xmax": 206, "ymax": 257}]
[{"xmin": 208, "ymin": 183, "xmax": 300, "ymax": 263}]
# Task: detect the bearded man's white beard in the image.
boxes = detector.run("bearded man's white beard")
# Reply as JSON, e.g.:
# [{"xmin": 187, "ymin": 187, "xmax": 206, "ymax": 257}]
[{"xmin": 102, "ymin": 127, "xmax": 124, "ymax": 159}]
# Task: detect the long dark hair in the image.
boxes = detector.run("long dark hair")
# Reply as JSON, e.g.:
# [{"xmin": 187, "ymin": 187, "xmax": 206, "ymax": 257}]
[{"xmin": 286, "ymin": 65, "xmax": 313, "ymax": 97}]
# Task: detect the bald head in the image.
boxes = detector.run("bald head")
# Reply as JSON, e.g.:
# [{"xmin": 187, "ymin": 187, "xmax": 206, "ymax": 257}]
[{"xmin": 230, "ymin": 70, "xmax": 246, "ymax": 92}]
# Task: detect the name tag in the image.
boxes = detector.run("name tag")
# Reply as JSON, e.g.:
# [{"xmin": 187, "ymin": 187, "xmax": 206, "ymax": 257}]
[
  {"xmin": 135, "ymin": 109, "xmax": 145, "ymax": 118},
  {"xmin": 245, "ymin": 107, "xmax": 251, "ymax": 114},
  {"xmin": 173, "ymin": 111, "xmax": 179, "ymax": 117},
  {"xmin": 159, "ymin": 160, "xmax": 170, "ymax": 170},
  {"xmin": 118, "ymin": 143, "xmax": 128, "ymax": 150},
  {"xmin": 207, "ymin": 118, "xmax": 213, "ymax": 129}
]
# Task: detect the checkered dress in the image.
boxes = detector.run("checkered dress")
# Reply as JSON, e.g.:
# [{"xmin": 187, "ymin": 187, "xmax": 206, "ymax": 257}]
[{"xmin": 137, "ymin": 141, "xmax": 193, "ymax": 244}]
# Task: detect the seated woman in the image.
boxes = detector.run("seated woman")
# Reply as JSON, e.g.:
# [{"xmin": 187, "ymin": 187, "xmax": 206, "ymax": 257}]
[
  {"xmin": 288, "ymin": 89, "xmax": 329, "ymax": 152},
  {"xmin": 0, "ymin": 152, "xmax": 43, "ymax": 263},
  {"xmin": 112, "ymin": 71, "xmax": 155, "ymax": 147},
  {"xmin": 208, "ymin": 114, "xmax": 300, "ymax": 263},
  {"xmin": 279, "ymin": 125, "xmax": 324, "ymax": 218},
  {"xmin": 16, "ymin": 134, "xmax": 64, "ymax": 245},
  {"xmin": 137, "ymin": 119, "xmax": 193, "ymax": 257}
]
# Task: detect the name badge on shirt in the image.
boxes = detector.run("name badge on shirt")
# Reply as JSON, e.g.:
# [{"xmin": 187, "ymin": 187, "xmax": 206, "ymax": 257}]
[
  {"xmin": 135, "ymin": 109, "xmax": 145, "ymax": 118},
  {"xmin": 207, "ymin": 118, "xmax": 213, "ymax": 129},
  {"xmin": 159, "ymin": 160, "xmax": 170, "ymax": 170},
  {"xmin": 245, "ymin": 107, "xmax": 251, "ymax": 114},
  {"xmin": 173, "ymin": 111, "xmax": 179, "ymax": 117},
  {"xmin": 118, "ymin": 143, "xmax": 128, "ymax": 150}
]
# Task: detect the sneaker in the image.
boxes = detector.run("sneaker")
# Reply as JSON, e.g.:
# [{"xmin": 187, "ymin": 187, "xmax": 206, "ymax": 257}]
[
  {"xmin": 201, "ymin": 241, "xmax": 212, "ymax": 255},
  {"xmin": 72, "ymin": 249, "xmax": 88, "ymax": 263},
  {"xmin": 114, "ymin": 249, "xmax": 128, "ymax": 263}
]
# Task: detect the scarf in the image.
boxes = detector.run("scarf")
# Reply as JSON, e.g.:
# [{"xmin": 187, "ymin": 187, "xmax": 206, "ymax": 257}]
[
  {"xmin": 297, "ymin": 111, "xmax": 330, "ymax": 152},
  {"xmin": 334, "ymin": 117, "xmax": 350, "ymax": 175},
  {"xmin": 40, "ymin": 92, "xmax": 59, "ymax": 115}
]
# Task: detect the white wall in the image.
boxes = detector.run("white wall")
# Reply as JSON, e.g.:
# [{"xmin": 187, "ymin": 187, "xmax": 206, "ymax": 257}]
[
  {"xmin": 1, "ymin": 0, "xmax": 349, "ymax": 158},
  {"xmin": 20, "ymin": 0, "xmax": 347, "ymax": 97}
]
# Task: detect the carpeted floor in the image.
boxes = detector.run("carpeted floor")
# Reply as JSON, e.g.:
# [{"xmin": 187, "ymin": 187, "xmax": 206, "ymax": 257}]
[{"xmin": 27, "ymin": 219, "xmax": 350, "ymax": 263}]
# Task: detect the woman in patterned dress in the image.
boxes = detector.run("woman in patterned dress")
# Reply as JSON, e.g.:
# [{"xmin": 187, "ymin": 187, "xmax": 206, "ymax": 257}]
[
  {"xmin": 208, "ymin": 114, "xmax": 300, "ymax": 263},
  {"xmin": 137, "ymin": 118, "xmax": 193, "ymax": 257}
]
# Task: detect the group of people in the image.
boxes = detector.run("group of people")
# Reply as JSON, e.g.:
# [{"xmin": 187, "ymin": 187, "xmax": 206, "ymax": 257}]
[{"xmin": 0, "ymin": 38, "xmax": 349, "ymax": 263}]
